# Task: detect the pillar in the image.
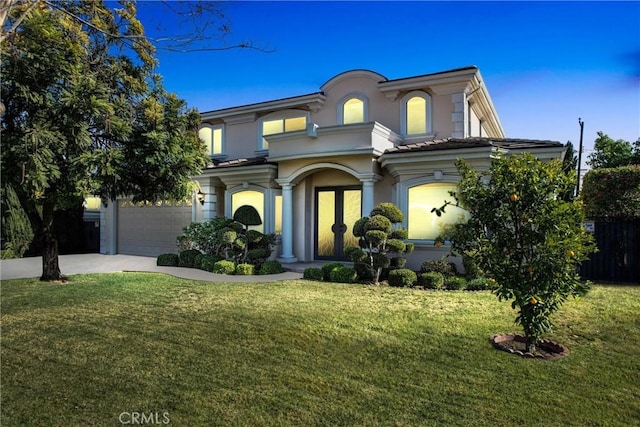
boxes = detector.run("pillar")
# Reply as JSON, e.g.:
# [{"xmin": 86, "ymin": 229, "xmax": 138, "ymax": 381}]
[
  {"xmin": 362, "ymin": 179, "xmax": 375, "ymax": 216},
  {"xmin": 278, "ymin": 183, "xmax": 297, "ymax": 263}
]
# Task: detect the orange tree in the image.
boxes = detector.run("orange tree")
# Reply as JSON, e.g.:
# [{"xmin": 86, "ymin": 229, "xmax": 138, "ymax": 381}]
[{"xmin": 437, "ymin": 153, "xmax": 596, "ymax": 352}]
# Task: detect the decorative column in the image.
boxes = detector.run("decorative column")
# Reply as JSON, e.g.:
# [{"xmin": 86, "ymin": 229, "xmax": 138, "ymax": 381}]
[
  {"xmin": 201, "ymin": 182, "xmax": 216, "ymax": 221},
  {"xmin": 278, "ymin": 183, "xmax": 297, "ymax": 263},
  {"xmin": 105, "ymin": 200, "xmax": 117, "ymax": 255},
  {"xmin": 361, "ymin": 179, "xmax": 376, "ymax": 216},
  {"xmin": 451, "ymin": 92, "xmax": 466, "ymax": 138}
]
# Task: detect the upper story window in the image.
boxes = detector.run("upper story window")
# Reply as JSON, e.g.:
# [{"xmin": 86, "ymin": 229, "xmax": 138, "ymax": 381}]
[
  {"xmin": 401, "ymin": 91, "xmax": 432, "ymax": 137},
  {"xmin": 198, "ymin": 124, "xmax": 224, "ymax": 157},
  {"xmin": 259, "ymin": 112, "xmax": 308, "ymax": 152},
  {"xmin": 339, "ymin": 93, "xmax": 368, "ymax": 125}
]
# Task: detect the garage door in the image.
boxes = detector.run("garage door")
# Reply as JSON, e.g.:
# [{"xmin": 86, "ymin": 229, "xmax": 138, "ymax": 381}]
[{"xmin": 117, "ymin": 199, "xmax": 193, "ymax": 257}]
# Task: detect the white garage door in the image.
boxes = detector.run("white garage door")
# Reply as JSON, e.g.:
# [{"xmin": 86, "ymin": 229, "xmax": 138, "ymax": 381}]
[{"xmin": 117, "ymin": 199, "xmax": 193, "ymax": 257}]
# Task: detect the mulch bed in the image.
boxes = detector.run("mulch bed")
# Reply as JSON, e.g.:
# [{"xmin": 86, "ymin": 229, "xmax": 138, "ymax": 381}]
[{"xmin": 490, "ymin": 333, "xmax": 569, "ymax": 360}]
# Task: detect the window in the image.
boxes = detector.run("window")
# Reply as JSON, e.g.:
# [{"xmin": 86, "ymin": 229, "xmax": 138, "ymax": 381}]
[
  {"xmin": 401, "ymin": 91, "xmax": 432, "ymax": 136},
  {"xmin": 260, "ymin": 115, "xmax": 307, "ymax": 150},
  {"xmin": 407, "ymin": 183, "xmax": 469, "ymax": 240},
  {"xmin": 274, "ymin": 194, "xmax": 282, "ymax": 235},
  {"xmin": 231, "ymin": 190, "xmax": 264, "ymax": 233},
  {"xmin": 198, "ymin": 125, "xmax": 224, "ymax": 156},
  {"xmin": 343, "ymin": 98, "xmax": 364, "ymax": 124}
]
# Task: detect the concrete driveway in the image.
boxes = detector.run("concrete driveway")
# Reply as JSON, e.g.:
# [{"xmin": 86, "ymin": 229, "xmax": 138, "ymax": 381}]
[{"xmin": 0, "ymin": 253, "xmax": 302, "ymax": 282}]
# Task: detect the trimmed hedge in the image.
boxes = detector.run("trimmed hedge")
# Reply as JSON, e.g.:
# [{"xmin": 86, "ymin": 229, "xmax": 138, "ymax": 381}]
[
  {"xmin": 213, "ymin": 260, "xmax": 235, "ymax": 275},
  {"xmin": 421, "ymin": 258, "xmax": 456, "ymax": 276},
  {"xmin": 329, "ymin": 267, "xmax": 357, "ymax": 284},
  {"xmin": 178, "ymin": 249, "xmax": 201, "ymax": 268},
  {"xmin": 418, "ymin": 272, "xmax": 445, "ymax": 289},
  {"xmin": 258, "ymin": 260, "xmax": 284, "ymax": 275},
  {"xmin": 444, "ymin": 276, "xmax": 467, "ymax": 290},
  {"xmin": 303, "ymin": 268, "xmax": 324, "ymax": 281},
  {"xmin": 466, "ymin": 277, "xmax": 493, "ymax": 291},
  {"xmin": 235, "ymin": 263, "xmax": 255, "ymax": 275},
  {"xmin": 199, "ymin": 254, "xmax": 220, "ymax": 272},
  {"xmin": 157, "ymin": 253, "xmax": 179, "ymax": 266},
  {"xmin": 388, "ymin": 269, "xmax": 417, "ymax": 288},
  {"xmin": 322, "ymin": 262, "xmax": 346, "ymax": 281}
]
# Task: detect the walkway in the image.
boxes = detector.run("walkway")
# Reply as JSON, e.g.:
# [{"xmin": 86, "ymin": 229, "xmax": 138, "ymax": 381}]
[{"xmin": 0, "ymin": 254, "xmax": 306, "ymax": 282}]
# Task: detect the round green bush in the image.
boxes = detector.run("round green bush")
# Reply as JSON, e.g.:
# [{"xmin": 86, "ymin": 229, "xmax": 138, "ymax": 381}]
[
  {"xmin": 259, "ymin": 260, "xmax": 284, "ymax": 275},
  {"xmin": 233, "ymin": 205, "xmax": 262, "ymax": 227},
  {"xmin": 370, "ymin": 202, "xmax": 404, "ymax": 223},
  {"xmin": 444, "ymin": 276, "xmax": 467, "ymax": 290},
  {"xmin": 354, "ymin": 262, "xmax": 373, "ymax": 281},
  {"xmin": 157, "ymin": 253, "xmax": 179, "ymax": 266},
  {"xmin": 420, "ymin": 258, "xmax": 455, "ymax": 276},
  {"xmin": 466, "ymin": 277, "xmax": 493, "ymax": 291},
  {"xmin": 246, "ymin": 229, "xmax": 264, "ymax": 243},
  {"xmin": 213, "ymin": 260, "xmax": 235, "ymax": 275},
  {"xmin": 352, "ymin": 217, "xmax": 369, "ymax": 237},
  {"xmin": 344, "ymin": 246, "xmax": 367, "ymax": 263},
  {"xmin": 390, "ymin": 257, "xmax": 407, "ymax": 268},
  {"xmin": 364, "ymin": 229, "xmax": 387, "ymax": 245},
  {"xmin": 199, "ymin": 254, "xmax": 221, "ymax": 272},
  {"xmin": 372, "ymin": 253, "xmax": 390, "ymax": 269},
  {"xmin": 178, "ymin": 249, "xmax": 201, "ymax": 268},
  {"xmin": 389, "ymin": 228, "xmax": 408, "ymax": 240},
  {"xmin": 235, "ymin": 263, "xmax": 255, "ymax": 275},
  {"xmin": 322, "ymin": 262, "xmax": 345, "ymax": 281},
  {"xmin": 386, "ymin": 238, "xmax": 406, "ymax": 253},
  {"xmin": 303, "ymin": 267, "xmax": 324, "ymax": 281},
  {"xmin": 364, "ymin": 215, "xmax": 392, "ymax": 233},
  {"xmin": 329, "ymin": 267, "xmax": 357, "ymax": 284},
  {"xmin": 388, "ymin": 268, "xmax": 417, "ymax": 288},
  {"xmin": 418, "ymin": 272, "xmax": 445, "ymax": 289}
]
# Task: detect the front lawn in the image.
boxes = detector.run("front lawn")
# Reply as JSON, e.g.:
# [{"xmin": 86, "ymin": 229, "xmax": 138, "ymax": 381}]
[{"xmin": 1, "ymin": 273, "xmax": 638, "ymax": 426}]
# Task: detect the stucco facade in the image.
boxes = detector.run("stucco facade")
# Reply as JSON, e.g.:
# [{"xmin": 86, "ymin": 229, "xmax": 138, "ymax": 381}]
[{"xmin": 102, "ymin": 67, "xmax": 565, "ymax": 270}]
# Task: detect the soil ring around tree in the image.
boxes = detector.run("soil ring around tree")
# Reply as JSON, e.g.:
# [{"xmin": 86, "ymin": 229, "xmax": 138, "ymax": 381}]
[{"xmin": 490, "ymin": 333, "xmax": 569, "ymax": 360}]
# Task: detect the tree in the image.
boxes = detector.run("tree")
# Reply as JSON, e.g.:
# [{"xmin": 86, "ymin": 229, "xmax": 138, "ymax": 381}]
[
  {"xmin": 1, "ymin": 2, "xmax": 208, "ymax": 280},
  {"xmin": 581, "ymin": 165, "xmax": 640, "ymax": 219},
  {"xmin": 561, "ymin": 141, "xmax": 577, "ymax": 200},
  {"xmin": 345, "ymin": 203, "xmax": 414, "ymax": 285},
  {"xmin": 438, "ymin": 154, "xmax": 596, "ymax": 352},
  {"xmin": 587, "ymin": 132, "xmax": 639, "ymax": 169}
]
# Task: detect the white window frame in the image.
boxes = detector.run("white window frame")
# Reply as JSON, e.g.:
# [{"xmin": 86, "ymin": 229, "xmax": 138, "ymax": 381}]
[
  {"xmin": 198, "ymin": 123, "xmax": 226, "ymax": 160},
  {"xmin": 400, "ymin": 91, "xmax": 433, "ymax": 137},
  {"xmin": 337, "ymin": 92, "xmax": 369, "ymax": 125},
  {"xmin": 225, "ymin": 185, "xmax": 282, "ymax": 235},
  {"xmin": 257, "ymin": 110, "xmax": 310, "ymax": 157}
]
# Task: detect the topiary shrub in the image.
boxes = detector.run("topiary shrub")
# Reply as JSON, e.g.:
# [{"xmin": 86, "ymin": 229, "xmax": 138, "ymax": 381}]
[
  {"xmin": 259, "ymin": 260, "xmax": 284, "ymax": 275},
  {"xmin": 303, "ymin": 267, "xmax": 324, "ymax": 281},
  {"xmin": 329, "ymin": 267, "xmax": 357, "ymax": 284},
  {"xmin": 466, "ymin": 277, "xmax": 493, "ymax": 291},
  {"xmin": 157, "ymin": 253, "xmax": 179, "ymax": 266},
  {"xmin": 199, "ymin": 254, "xmax": 220, "ymax": 272},
  {"xmin": 233, "ymin": 205, "xmax": 263, "ymax": 228},
  {"xmin": 418, "ymin": 272, "xmax": 445, "ymax": 289},
  {"xmin": 420, "ymin": 257, "xmax": 455, "ymax": 276},
  {"xmin": 235, "ymin": 263, "xmax": 255, "ymax": 275},
  {"xmin": 178, "ymin": 249, "xmax": 201, "ymax": 268},
  {"xmin": 388, "ymin": 269, "xmax": 417, "ymax": 288},
  {"xmin": 444, "ymin": 276, "xmax": 467, "ymax": 291},
  {"xmin": 322, "ymin": 262, "xmax": 346, "ymax": 281},
  {"xmin": 213, "ymin": 260, "xmax": 235, "ymax": 275}
]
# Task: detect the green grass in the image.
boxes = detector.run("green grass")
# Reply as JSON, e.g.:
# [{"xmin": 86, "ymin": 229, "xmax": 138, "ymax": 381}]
[{"xmin": 1, "ymin": 273, "xmax": 639, "ymax": 426}]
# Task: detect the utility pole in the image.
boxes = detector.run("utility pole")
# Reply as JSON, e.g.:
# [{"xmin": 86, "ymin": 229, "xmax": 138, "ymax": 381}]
[{"xmin": 576, "ymin": 118, "xmax": 584, "ymax": 195}]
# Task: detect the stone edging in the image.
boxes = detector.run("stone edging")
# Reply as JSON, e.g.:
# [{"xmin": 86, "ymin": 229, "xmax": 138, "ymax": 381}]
[{"xmin": 490, "ymin": 333, "xmax": 570, "ymax": 360}]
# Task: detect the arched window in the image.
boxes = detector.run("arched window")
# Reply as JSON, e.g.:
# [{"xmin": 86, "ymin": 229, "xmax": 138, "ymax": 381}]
[
  {"xmin": 339, "ymin": 93, "xmax": 368, "ymax": 125},
  {"xmin": 407, "ymin": 183, "xmax": 469, "ymax": 240},
  {"xmin": 198, "ymin": 124, "xmax": 224, "ymax": 156},
  {"xmin": 401, "ymin": 91, "xmax": 432, "ymax": 136},
  {"xmin": 231, "ymin": 190, "xmax": 265, "ymax": 233}
]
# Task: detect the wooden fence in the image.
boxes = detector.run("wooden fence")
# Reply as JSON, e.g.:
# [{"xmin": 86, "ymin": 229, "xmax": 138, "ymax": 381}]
[{"xmin": 580, "ymin": 219, "xmax": 640, "ymax": 283}]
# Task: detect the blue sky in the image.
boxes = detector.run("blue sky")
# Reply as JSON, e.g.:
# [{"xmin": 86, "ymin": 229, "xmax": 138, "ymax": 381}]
[{"xmin": 138, "ymin": 1, "xmax": 639, "ymax": 169}]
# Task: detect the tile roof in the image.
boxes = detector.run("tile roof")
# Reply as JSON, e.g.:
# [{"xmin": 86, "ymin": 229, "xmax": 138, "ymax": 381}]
[
  {"xmin": 383, "ymin": 137, "xmax": 563, "ymax": 154},
  {"xmin": 204, "ymin": 157, "xmax": 274, "ymax": 170}
]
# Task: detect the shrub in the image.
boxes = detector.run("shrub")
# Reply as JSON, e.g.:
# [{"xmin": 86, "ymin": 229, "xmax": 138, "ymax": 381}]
[
  {"xmin": 178, "ymin": 249, "xmax": 201, "ymax": 268},
  {"xmin": 420, "ymin": 257, "xmax": 455, "ymax": 276},
  {"xmin": 193, "ymin": 253, "xmax": 203, "ymax": 269},
  {"xmin": 329, "ymin": 267, "xmax": 357, "ymax": 284},
  {"xmin": 462, "ymin": 253, "xmax": 483, "ymax": 279},
  {"xmin": 235, "ymin": 263, "xmax": 255, "ymax": 275},
  {"xmin": 444, "ymin": 276, "xmax": 467, "ymax": 291},
  {"xmin": 233, "ymin": 205, "xmax": 263, "ymax": 228},
  {"xmin": 322, "ymin": 262, "xmax": 345, "ymax": 281},
  {"xmin": 388, "ymin": 269, "xmax": 417, "ymax": 288},
  {"xmin": 418, "ymin": 272, "xmax": 445, "ymax": 289},
  {"xmin": 466, "ymin": 277, "xmax": 493, "ymax": 291},
  {"xmin": 199, "ymin": 254, "xmax": 220, "ymax": 272},
  {"xmin": 213, "ymin": 260, "xmax": 235, "ymax": 275},
  {"xmin": 259, "ymin": 260, "xmax": 284, "ymax": 275},
  {"xmin": 303, "ymin": 267, "xmax": 324, "ymax": 281},
  {"xmin": 1, "ymin": 249, "xmax": 16, "ymax": 260},
  {"xmin": 157, "ymin": 253, "xmax": 179, "ymax": 266}
]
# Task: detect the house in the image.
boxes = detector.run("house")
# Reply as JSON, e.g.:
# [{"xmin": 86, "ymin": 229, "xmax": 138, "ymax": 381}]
[{"xmin": 99, "ymin": 66, "xmax": 565, "ymax": 270}]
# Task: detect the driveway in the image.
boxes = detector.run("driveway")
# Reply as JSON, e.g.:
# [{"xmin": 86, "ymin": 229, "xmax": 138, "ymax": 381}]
[{"xmin": 0, "ymin": 254, "xmax": 303, "ymax": 282}]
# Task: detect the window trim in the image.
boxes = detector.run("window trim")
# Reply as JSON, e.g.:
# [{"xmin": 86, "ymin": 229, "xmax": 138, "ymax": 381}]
[
  {"xmin": 257, "ymin": 110, "xmax": 310, "ymax": 156},
  {"xmin": 400, "ymin": 91, "xmax": 433, "ymax": 137},
  {"xmin": 337, "ymin": 92, "xmax": 369, "ymax": 125},
  {"xmin": 225, "ymin": 185, "xmax": 282, "ymax": 235}
]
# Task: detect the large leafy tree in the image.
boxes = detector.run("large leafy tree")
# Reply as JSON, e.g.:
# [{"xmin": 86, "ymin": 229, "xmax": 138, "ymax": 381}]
[
  {"xmin": 438, "ymin": 154, "xmax": 596, "ymax": 352},
  {"xmin": 1, "ymin": 2, "xmax": 208, "ymax": 280},
  {"xmin": 587, "ymin": 131, "xmax": 640, "ymax": 169}
]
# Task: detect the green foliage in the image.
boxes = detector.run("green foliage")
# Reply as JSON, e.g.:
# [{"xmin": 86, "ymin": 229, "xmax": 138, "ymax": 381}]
[
  {"xmin": 345, "ymin": 203, "xmax": 413, "ymax": 285},
  {"xmin": 561, "ymin": 141, "xmax": 577, "ymax": 201},
  {"xmin": 157, "ymin": 254, "xmax": 179, "ymax": 267},
  {"xmin": 462, "ymin": 253, "xmax": 483, "ymax": 279},
  {"xmin": 466, "ymin": 278, "xmax": 494, "ymax": 291},
  {"xmin": 1, "ymin": 185, "xmax": 34, "ymax": 258},
  {"xmin": 388, "ymin": 269, "xmax": 417, "ymax": 288},
  {"xmin": 329, "ymin": 267, "xmax": 358, "ymax": 284},
  {"xmin": 321, "ymin": 262, "xmax": 346, "ymax": 281},
  {"xmin": 1, "ymin": 249, "xmax": 17, "ymax": 260},
  {"xmin": 441, "ymin": 153, "xmax": 596, "ymax": 350},
  {"xmin": 444, "ymin": 276, "xmax": 467, "ymax": 291},
  {"xmin": 233, "ymin": 205, "xmax": 263, "ymax": 228},
  {"xmin": 213, "ymin": 260, "xmax": 235, "ymax": 275},
  {"xmin": 587, "ymin": 132, "xmax": 639, "ymax": 169},
  {"xmin": 199, "ymin": 254, "xmax": 221, "ymax": 272},
  {"xmin": 178, "ymin": 249, "xmax": 201, "ymax": 268},
  {"xmin": 259, "ymin": 260, "xmax": 284, "ymax": 275},
  {"xmin": 581, "ymin": 165, "xmax": 640, "ymax": 219},
  {"xmin": 421, "ymin": 258, "xmax": 455, "ymax": 276},
  {"xmin": 303, "ymin": 267, "xmax": 324, "ymax": 281},
  {"xmin": 235, "ymin": 263, "xmax": 255, "ymax": 276},
  {"xmin": 418, "ymin": 272, "xmax": 445, "ymax": 290},
  {"xmin": 390, "ymin": 257, "xmax": 407, "ymax": 268}
]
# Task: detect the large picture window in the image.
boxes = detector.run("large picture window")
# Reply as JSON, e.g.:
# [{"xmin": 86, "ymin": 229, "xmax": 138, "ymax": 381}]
[{"xmin": 407, "ymin": 183, "xmax": 469, "ymax": 240}]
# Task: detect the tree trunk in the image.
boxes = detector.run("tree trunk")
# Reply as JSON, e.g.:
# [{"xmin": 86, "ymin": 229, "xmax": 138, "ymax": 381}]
[{"xmin": 39, "ymin": 200, "xmax": 63, "ymax": 281}]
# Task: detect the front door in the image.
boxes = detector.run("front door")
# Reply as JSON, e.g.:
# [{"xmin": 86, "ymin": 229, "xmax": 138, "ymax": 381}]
[{"xmin": 315, "ymin": 187, "xmax": 362, "ymax": 260}]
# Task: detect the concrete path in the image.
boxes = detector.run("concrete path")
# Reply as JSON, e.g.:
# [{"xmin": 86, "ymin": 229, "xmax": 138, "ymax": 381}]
[{"xmin": 0, "ymin": 254, "xmax": 303, "ymax": 282}]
